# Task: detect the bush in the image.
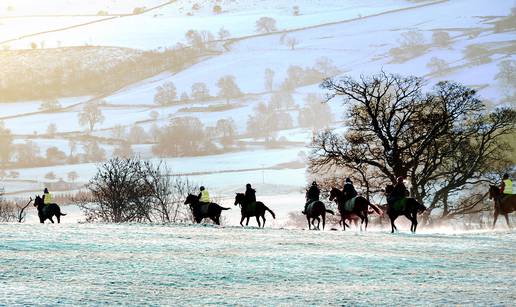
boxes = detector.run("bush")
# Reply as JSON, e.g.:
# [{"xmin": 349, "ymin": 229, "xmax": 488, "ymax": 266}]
[{"xmin": 78, "ymin": 158, "xmax": 197, "ymax": 223}]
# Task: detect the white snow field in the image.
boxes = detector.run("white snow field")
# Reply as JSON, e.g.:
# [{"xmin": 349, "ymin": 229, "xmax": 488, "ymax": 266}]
[{"xmin": 0, "ymin": 223, "xmax": 514, "ymax": 305}]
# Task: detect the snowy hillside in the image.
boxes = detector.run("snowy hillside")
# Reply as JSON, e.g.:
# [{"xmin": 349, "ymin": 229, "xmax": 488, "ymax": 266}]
[{"xmin": 0, "ymin": 0, "xmax": 514, "ymax": 220}]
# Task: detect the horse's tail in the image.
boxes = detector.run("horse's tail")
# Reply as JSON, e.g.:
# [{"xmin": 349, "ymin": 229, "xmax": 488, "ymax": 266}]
[
  {"xmin": 60, "ymin": 213, "xmax": 67, "ymax": 216},
  {"xmin": 368, "ymin": 203, "xmax": 381, "ymax": 215},
  {"xmin": 416, "ymin": 201, "xmax": 427, "ymax": 214},
  {"xmin": 264, "ymin": 205, "xmax": 276, "ymax": 219},
  {"xmin": 325, "ymin": 209, "xmax": 335, "ymax": 215},
  {"xmin": 220, "ymin": 206, "xmax": 230, "ymax": 210}
]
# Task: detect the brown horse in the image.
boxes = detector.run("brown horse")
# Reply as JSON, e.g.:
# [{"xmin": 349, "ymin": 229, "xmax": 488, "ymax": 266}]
[
  {"xmin": 329, "ymin": 187, "xmax": 381, "ymax": 231},
  {"xmin": 489, "ymin": 185, "xmax": 516, "ymax": 229},
  {"xmin": 234, "ymin": 193, "xmax": 275, "ymax": 227},
  {"xmin": 385, "ymin": 185, "xmax": 427, "ymax": 233},
  {"xmin": 304, "ymin": 200, "xmax": 334, "ymax": 230}
]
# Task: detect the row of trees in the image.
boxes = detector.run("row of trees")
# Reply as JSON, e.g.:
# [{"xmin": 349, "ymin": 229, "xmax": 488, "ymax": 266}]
[
  {"xmin": 76, "ymin": 158, "xmax": 198, "ymax": 223},
  {"xmin": 153, "ymin": 58, "xmax": 340, "ymax": 106},
  {"xmin": 309, "ymin": 72, "xmax": 515, "ymax": 219},
  {"xmin": 154, "ymin": 75, "xmax": 242, "ymax": 106}
]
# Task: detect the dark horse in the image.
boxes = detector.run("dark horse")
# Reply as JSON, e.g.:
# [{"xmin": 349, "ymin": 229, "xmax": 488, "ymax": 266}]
[
  {"xmin": 384, "ymin": 185, "xmax": 426, "ymax": 233},
  {"xmin": 34, "ymin": 195, "xmax": 66, "ymax": 223},
  {"xmin": 184, "ymin": 194, "xmax": 230, "ymax": 225},
  {"xmin": 304, "ymin": 200, "xmax": 334, "ymax": 230},
  {"xmin": 489, "ymin": 185, "xmax": 516, "ymax": 229},
  {"xmin": 329, "ymin": 187, "xmax": 381, "ymax": 231},
  {"xmin": 234, "ymin": 193, "xmax": 275, "ymax": 227}
]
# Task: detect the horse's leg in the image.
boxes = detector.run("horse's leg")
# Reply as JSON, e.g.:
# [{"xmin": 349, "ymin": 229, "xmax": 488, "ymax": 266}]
[
  {"xmin": 307, "ymin": 216, "xmax": 311, "ymax": 230},
  {"xmin": 364, "ymin": 212, "xmax": 368, "ymax": 231},
  {"xmin": 504, "ymin": 214, "xmax": 511, "ymax": 229},
  {"xmin": 492, "ymin": 211, "xmax": 499, "ymax": 229},
  {"xmin": 390, "ymin": 214, "xmax": 396, "ymax": 233},
  {"xmin": 57, "ymin": 214, "xmax": 61, "ymax": 223},
  {"xmin": 240, "ymin": 215, "xmax": 245, "ymax": 227},
  {"xmin": 316, "ymin": 217, "xmax": 321, "ymax": 230},
  {"xmin": 356, "ymin": 213, "xmax": 365, "ymax": 231},
  {"xmin": 255, "ymin": 216, "xmax": 261, "ymax": 228},
  {"xmin": 246, "ymin": 217, "xmax": 250, "ymax": 226},
  {"xmin": 322, "ymin": 212, "xmax": 326, "ymax": 231},
  {"xmin": 49, "ymin": 217, "xmax": 54, "ymax": 223}
]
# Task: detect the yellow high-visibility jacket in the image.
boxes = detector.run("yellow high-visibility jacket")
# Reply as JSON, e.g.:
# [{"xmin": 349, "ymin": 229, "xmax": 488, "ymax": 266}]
[
  {"xmin": 200, "ymin": 190, "xmax": 210, "ymax": 203},
  {"xmin": 43, "ymin": 192, "xmax": 52, "ymax": 204},
  {"xmin": 503, "ymin": 179, "xmax": 513, "ymax": 194}
]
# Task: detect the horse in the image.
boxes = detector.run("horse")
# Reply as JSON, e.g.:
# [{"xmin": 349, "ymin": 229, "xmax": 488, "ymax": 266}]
[
  {"xmin": 488, "ymin": 185, "xmax": 516, "ymax": 229},
  {"xmin": 33, "ymin": 195, "xmax": 66, "ymax": 223},
  {"xmin": 304, "ymin": 200, "xmax": 334, "ymax": 230},
  {"xmin": 329, "ymin": 187, "xmax": 381, "ymax": 231},
  {"xmin": 234, "ymin": 193, "xmax": 275, "ymax": 227},
  {"xmin": 384, "ymin": 185, "xmax": 427, "ymax": 233},
  {"xmin": 184, "ymin": 194, "xmax": 230, "ymax": 225}
]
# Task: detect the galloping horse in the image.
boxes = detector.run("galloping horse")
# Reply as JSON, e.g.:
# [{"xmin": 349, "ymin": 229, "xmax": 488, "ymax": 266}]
[
  {"xmin": 488, "ymin": 185, "xmax": 516, "ymax": 229},
  {"xmin": 234, "ymin": 193, "xmax": 275, "ymax": 227},
  {"xmin": 384, "ymin": 185, "xmax": 427, "ymax": 233},
  {"xmin": 329, "ymin": 187, "xmax": 381, "ymax": 231},
  {"xmin": 184, "ymin": 194, "xmax": 230, "ymax": 225},
  {"xmin": 304, "ymin": 200, "xmax": 334, "ymax": 230},
  {"xmin": 33, "ymin": 195, "xmax": 66, "ymax": 223}
]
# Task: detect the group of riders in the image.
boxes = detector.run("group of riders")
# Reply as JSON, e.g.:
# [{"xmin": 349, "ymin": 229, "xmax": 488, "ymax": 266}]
[
  {"xmin": 39, "ymin": 173, "xmax": 513, "ymax": 218},
  {"xmin": 302, "ymin": 176, "xmax": 408, "ymax": 214},
  {"xmin": 302, "ymin": 173, "xmax": 514, "ymax": 214}
]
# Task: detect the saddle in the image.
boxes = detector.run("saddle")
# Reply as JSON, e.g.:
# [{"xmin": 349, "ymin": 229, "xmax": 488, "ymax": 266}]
[
  {"xmin": 343, "ymin": 197, "xmax": 356, "ymax": 212},
  {"xmin": 391, "ymin": 198, "xmax": 407, "ymax": 211},
  {"xmin": 198, "ymin": 202, "xmax": 210, "ymax": 215}
]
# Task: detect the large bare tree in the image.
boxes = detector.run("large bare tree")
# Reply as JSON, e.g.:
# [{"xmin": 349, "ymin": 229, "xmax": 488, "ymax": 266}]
[{"xmin": 310, "ymin": 72, "xmax": 516, "ymax": 217}]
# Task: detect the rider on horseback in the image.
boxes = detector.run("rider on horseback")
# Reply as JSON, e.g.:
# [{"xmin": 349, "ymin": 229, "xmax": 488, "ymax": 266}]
[
  {"xmin": 388, "ymin": 176, "xmax": 408, "ymax": 209},
  {"xmin": 198, "ymin": 186, "xmax": 210, "ymax": 204},
  {"xmin": 245, "ymin": 183, "xmax": 256, "ymax": 204},
  {"xmin": 342, "ymin": 178, "xmax": 357, "ymax": 201},
  {"xmin": 500, "ymin": 173, "xmax": 513, "ymax": 196},
  {"xmin": 302, "ymin": 181, "xmax": 320, "ymax": 214},
  {"xmin": 43, "ymin": 188, "xmax": 52, "ymax": 205}
]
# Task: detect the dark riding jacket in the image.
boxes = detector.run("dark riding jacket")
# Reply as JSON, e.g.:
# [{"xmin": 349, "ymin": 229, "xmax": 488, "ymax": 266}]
[
  {"xmin": 391, "ymin": 182, "xmax": 408, "ymax": 199},
  {"xmin": 306, "ymin": 185, "xmax": 320, "ymax": 202},
  {"xmin": 245, "ymin": 187, "xmax": 256, "ymax": 203},
  {"xmin": 343, "ymin": 183, "xmax": 357, "ymax": 200}
]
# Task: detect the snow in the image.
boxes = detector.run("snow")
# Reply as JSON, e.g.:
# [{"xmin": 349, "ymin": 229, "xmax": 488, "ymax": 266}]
[{"xmin": 0, "ymin": 223, "xmax": 514, "ymax": 305}]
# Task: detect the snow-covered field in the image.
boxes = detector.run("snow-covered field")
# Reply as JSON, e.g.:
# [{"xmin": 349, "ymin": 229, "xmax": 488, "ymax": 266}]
[{"xmin": 1, "ymin": 223, "xmax": 514, "ymax": 305}]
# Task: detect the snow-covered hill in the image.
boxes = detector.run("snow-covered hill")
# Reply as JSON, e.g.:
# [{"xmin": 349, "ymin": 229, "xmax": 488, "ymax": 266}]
[{"xmin": 0, "ymin": 0, "xmax": 514, "ymax": 211}]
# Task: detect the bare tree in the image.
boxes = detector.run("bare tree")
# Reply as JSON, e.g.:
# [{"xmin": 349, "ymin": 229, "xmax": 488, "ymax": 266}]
[
  {"xmin": 432, "ymin": 31, "xmax": 452, "ymax": 48},
  {"xmin": 46, "ymin": 123, "xmax": 57, "ymax": 137},
  {"xmin": 426, "ymin": 57, "xmax": 449, "ymax": 76},
  {"xmin": 78, "ymin": 100, "xmax": 105, "ymax": 132},
  {"xmin": 67, "ymin": 171, "xmax": 79, "ymax": 183},
  {"xmin": 218, "ymin": 27, "xmax": 230, "ymax": 40},
  {"xmin": 191, "ymin": 82, "xmax": 210, "ymax": 100},
  {"xmin": 285, "ymin": 36, "xmax": 300, "ymax": 50},
  {"xmin": 0, "ymin": 121, "xmax": 12, "ymax": 167},
  {"xmin": 312, "ymin": 72, "xmax": 516, "ymax": 218},
  {"xmin": 154, "ymin": 82, "xmax": 177, "ymax": 106},
  {"xmin": 256, "ymin": 17, "xmax": 277, "ymax": 33},
  {"xmin": 298, "ymin": 93, "xmax": 333, "ymax": 129},
  {"xmin": 217, "ymin": 75, "xmax": 242, "ymax": 104}
]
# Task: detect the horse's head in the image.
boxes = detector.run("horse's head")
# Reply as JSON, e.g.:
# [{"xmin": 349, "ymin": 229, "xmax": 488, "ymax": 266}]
[
  {"xmin": 328, "ymin": 187, "xmax": 340, "ymax": 202},
  {"xmin": 234, "ymin": 193, "xmax": 245, "ymax": 206},
  {"xmin": 184, "ymin": 194, "xmax": 198, "ymax": 207},
  {"xmin": 34, "ymin": 195, "xmax": 43, "ymax": 207},
  {"xmin": 488, "ymin": 185, "xmax": 500, "ymax": 199}
]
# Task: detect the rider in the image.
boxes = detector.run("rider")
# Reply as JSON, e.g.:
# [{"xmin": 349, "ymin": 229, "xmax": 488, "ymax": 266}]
[
  {"xmin": 388, "ymin": 176, "xmax": 408, "ymax": 205},
  {"xmin": 42, "ymin": 188, "xmax": 52, "ymax": 205},
  {"xmin": 245, "ymin": 183, "xmax": 256, "ymax": 204},
  {"xmin": 342, "ymin": 178, "xmax": 357, "ymax": 202},
  {"xmin": 500, "ymin": 173, "xmax": 513, "ymax": 196},
  {"xmin": 303, "ymin": 181, "xmax": 320, "ymax": 214},
  {"xmin": 198, "ymin": 186, "xmax": 210, "ymax": 204}
]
